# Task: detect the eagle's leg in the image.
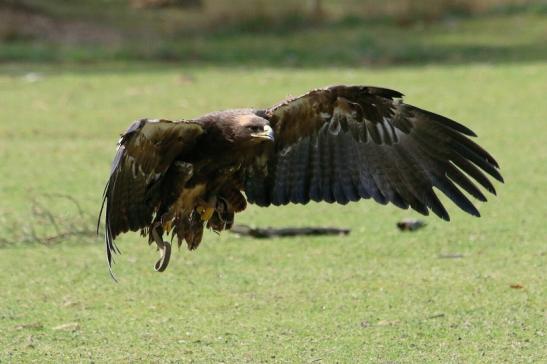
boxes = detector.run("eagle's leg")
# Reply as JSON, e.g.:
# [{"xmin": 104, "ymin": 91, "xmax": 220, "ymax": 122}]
[
  {"xmin": 206, "ymin": 197, "xmax": 234, "ymax": 233},
  {"xmin": 151, "ymin": 223, "xmax": 171, "ymax": 272},
  {"xmin": 196, "ymin": 195, "xmax": 217, "ymax": 221}
]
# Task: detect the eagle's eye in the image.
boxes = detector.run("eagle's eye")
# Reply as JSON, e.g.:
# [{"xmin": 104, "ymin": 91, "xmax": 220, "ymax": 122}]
[{"xmin": 247, "ymin": 125, "xmax": 263, "ymax": 133}]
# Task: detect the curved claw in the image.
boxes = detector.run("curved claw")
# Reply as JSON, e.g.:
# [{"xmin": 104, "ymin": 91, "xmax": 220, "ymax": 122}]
[
  {"xmin": 154, "ymin": 241, "xmax": 171, "ymax": 272},
  {"xmin": 197, "ymin": 206, "xmax": 215, "ymax": 221}
]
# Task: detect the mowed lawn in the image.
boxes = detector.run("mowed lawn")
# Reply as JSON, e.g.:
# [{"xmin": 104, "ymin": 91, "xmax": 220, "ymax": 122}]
[{"xmin": 0, "ymin": 62, "xmax": 545, "ymax": 362}]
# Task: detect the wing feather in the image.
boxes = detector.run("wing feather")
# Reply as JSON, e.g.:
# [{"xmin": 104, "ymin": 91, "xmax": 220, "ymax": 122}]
[
  {"xmin": 291, "ymin": 136, "xmax": 311, "ymax": 203},
  {"xmin": 98, "ymin": 119, "xmax": 203, "ymax": 271},
  {"xmin": 244, "ymin": 85, "xmax": 503, "ymax": 220}
]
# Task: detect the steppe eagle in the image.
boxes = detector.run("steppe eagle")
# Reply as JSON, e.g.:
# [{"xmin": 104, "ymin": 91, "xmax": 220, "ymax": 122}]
[{"xmin": 98, "ymin": 85, "xmax": 503, "ymax": 275}]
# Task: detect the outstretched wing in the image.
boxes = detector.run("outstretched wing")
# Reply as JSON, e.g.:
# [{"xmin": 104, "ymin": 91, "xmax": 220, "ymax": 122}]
[
  {"xmin": 98, "ymin": 119, "xmax": 204, "ymax": 270},
  {"xmin": 244, "ymin": 85, "xmax": 503, "ymax": 220}
]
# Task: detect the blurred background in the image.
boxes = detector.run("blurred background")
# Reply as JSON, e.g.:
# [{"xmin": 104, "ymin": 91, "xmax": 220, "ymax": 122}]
[{"xmin": 1, "ymin": 0, "xmax": 546, "ymax": 66}]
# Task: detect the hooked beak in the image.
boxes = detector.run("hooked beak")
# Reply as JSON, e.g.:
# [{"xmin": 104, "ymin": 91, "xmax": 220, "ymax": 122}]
[{"xmin": 252, "ymin": 124, "xmax": 275, "ymax": 141}]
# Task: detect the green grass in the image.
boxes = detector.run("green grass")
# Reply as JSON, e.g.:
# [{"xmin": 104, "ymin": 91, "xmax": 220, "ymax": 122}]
[{"xmin": 0, "ymin": 61, "xmax": 546, "ymax": 362}]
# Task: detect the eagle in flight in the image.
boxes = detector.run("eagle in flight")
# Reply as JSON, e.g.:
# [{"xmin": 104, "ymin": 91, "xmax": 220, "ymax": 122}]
[{"xmin": 98, "ymin": 85, "xmax": 503, "ymax": 276}]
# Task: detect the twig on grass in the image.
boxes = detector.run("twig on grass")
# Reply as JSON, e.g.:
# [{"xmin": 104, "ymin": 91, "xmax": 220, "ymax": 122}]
[
  {"xmin": 230, "ymin": 224, "xmax": 350, "ymax": 238},
  {"xmin": 0, "ymin": 194, "xmax": 97, "ymax": 246}
]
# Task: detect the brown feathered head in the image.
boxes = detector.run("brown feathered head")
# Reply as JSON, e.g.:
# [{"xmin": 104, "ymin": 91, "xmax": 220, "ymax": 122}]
[{"xmin": 196, "ymin": 109, "xmax": 274, "ymax": 145}]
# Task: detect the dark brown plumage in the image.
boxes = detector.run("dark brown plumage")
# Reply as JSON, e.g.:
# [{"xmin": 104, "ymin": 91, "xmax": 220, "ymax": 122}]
[{"xmin": 98, "ymin": 85, "xmax": 503, "ymax": 277}]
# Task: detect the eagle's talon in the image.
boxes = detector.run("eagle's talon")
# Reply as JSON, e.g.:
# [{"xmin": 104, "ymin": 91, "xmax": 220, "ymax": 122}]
[
  {"xmin": 154, "ymin": 241, "xmax": 171, "ymax": 272},
  {"xmin": 151, "ymin": 224, "xmax": 171, "ymax": 272},
  {"xmin": 197, "ymin": 206, "xmax": 215, "ymax": 221}
]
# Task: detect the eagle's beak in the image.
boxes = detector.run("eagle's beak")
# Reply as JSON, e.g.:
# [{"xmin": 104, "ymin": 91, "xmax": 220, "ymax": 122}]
[{"xmin": 252, "ymin": 125, "xmax": 275, "ymax": 141}]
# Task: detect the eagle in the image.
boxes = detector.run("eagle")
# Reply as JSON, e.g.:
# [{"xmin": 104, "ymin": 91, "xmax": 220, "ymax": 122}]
[{"xmin": 98, "ymin": 85, "xmax": 503, "ymax": 275}]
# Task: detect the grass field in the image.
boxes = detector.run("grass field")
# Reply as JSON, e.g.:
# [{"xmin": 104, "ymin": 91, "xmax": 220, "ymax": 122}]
[
  {"xmin": 1, "ymin": 6, "xmax": 547, "ymax": 360},
  {"xmin": 1, "ymin": 61, "xmax": 545, "ymax": 362}
]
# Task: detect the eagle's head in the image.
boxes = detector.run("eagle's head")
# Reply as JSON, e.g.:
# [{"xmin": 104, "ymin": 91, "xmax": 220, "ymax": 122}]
[
  {"xmin": 235, "ymin": 114, "xmax": 274, "ymax": 143},
  {"xmin": 196, "ymin": 110, "xmax": 275, "ymax": 148}
]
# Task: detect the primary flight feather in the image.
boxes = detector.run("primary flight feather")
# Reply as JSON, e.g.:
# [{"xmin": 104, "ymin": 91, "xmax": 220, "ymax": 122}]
[{"xmin": 98, "ymin": 85, "xmax": 503, "ymax": 275}]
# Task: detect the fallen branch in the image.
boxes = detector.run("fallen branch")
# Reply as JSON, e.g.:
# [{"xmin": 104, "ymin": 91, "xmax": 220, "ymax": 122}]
[{"xmin": 230, "ymin": 224, "xmax": 350, "ymax": 238}]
